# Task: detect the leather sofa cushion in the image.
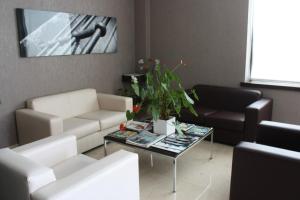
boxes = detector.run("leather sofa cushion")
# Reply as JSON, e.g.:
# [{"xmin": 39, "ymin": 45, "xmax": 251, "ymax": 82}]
[
  {"xmin": 193, "ymin": 84, "xmax": 262, "ymax": 112},
  {"xmin": 78, "ymin": 110, "xmax": 126, "ymax": 130},
  {"xmin": 52, "ymin": 154, "xmax": 96, "ymax": 179},
  {"xmin": 205, "ymin": 111, "xmax": 245, "ymax": 132},
  {"xmin": 180, "ymin": 106, "xmax": 217, "ymax": 124},
  {"xmin": 27, "ymin": 89, "xmax": 99, "ymax": 119},
  {"xmin": 63, "ymin": 118, "xmax": 100, "ymax": 139}
]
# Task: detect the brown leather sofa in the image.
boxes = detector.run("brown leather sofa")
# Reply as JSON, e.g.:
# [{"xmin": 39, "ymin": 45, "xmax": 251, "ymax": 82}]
[
  {"xmin": 230, "ymin": 121, "xmax": 300, "ymax": 200},
  {"xmin": 180, "ymin": 84, "xmax": 273, "ymax": 145}
]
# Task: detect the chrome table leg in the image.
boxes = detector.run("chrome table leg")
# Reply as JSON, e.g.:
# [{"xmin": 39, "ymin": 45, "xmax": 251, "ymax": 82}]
[
  {"xmin": 104, "ymin": 140, "xmax": 107, "ymax": 156},
  {"xmin": 210, "ymin": 132, "xmax": 214, "ymax": 160},
  {"xmin": 173, "ymin": 159, "xmax": 177, "ymax": 193},
  {"xmin": 150, "ymin": 153, "xmax": 154, "ymax": 168}
]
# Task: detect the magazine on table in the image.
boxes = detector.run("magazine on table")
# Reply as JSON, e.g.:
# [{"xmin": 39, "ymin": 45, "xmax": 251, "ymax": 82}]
[
  {"xmin": 109, "ymin": 130, "xmax": 138, "ymax": 140},
  {"xmin": 185, "ymin": 125, "xmax": 213, "ymax": 137},
  {"xmin": 126, "ymin": 121, "xmax": 151, "ymax": 132},
  {"xmin": 152, "ymin": 134, "xmax": 199, "ymax": 153},
  {"xmin": 126, "ymin": 130, "xmax": 165, "ymax": 148},
  {"xmin": 178, "ymin": 122, "xmax": 195, "ymax": 132}
]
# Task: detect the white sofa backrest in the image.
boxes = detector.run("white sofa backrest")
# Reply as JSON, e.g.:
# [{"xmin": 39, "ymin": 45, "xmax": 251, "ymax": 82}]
[
  {"xmin": 68, "ymin": 89, "xmax": 99, "ymax": 118},
  {"xmin": 0, "ymin": 148, "xmax": 56, "ymax": 200},
  {"xmin": 14, "ymin": 135, "xmax": 77, "ymax": 167},
  {"xmin": 27, "ymin": 89, "xmax": 99, "ymax": 119}
]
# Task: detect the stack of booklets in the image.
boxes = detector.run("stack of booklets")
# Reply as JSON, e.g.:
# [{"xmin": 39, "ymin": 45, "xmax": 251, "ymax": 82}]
[
  {"xmin": 152, "ymin": 134, "xmax": 199, "ymax": 153},
  {"xmin": 126, "ymin": 130, "xmax": 165, "ymax": 148}
]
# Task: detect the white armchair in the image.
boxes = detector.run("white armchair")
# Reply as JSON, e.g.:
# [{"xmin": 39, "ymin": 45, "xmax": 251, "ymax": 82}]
[{"xmin": 0, "ymin": 135, "xmax": 140, "ymax": 200}]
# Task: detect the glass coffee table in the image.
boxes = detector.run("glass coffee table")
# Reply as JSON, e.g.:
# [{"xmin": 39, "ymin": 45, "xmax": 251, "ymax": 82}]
[{"xmin": 103, "ymin": 124, "xmax": 214, "ymax": 193}]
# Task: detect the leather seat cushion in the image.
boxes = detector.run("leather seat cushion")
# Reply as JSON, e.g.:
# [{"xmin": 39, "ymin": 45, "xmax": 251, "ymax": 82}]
[
  {"xmin": 78, "ymin": 110, "xmax": 126, "ymax": 130},
  {"xmin": 52, "ymin": 154, "xmax": 96, "ymax": 179},
  {"xmin": 180, "ymin": 106, "xmax": 217, "ymax": 124},
  {"xmin": 205, "ymin": 111, "xmax": 245, "ymax": 132},
  {"xmin": 63, "ymin": 118, "xmax": 100, "ymax": 139}
]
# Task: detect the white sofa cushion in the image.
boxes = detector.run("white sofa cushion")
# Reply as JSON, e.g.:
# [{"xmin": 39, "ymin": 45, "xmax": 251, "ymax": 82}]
[
  {"xmin": 78, "ymin": 110, "xmax": 126, "ymax": 130},
  {"xmin": 27, "ymin": 89, "xmax": 99, "ymax": 119},
  {"xmin": 52, "ymin": 155, "xmax": 96, "ymax": 179},
  {"xmin": 0, "ymin": 148, "xmax": 56, "ymax": 198},
  {"xmin": 63, "ymin": 118, "xmax": 100, "ymax": 139}
]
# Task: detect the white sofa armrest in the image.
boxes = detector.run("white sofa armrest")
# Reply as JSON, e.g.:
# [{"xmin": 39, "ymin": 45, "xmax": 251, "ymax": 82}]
[
  {"xmin": 14, "ymin": 135, "xmax": 77, "ymax": 167},
  {"xmin": 16, "ymin": 109, "xmax": 63, "ymax": 145},
  {"xmin": 32, "ymin": 150, "xmax": 140, "ymax": 200},
  {"xmin": 0, "ymin": 148, "xmax": 56, "ymax": 200},
  {"xmin": 97, "ymin": 93, "xmax": 133, "ymax": 112}
]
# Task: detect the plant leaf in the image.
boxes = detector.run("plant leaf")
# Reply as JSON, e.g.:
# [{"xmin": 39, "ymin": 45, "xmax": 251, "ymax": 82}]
[
  {"xmin": 184, "ymin": 92, "xmax": 194, "ymax": 104},
  {"xmin": 126, "ymin": 110, "xmax": 134, "ymax": 120},
  {"xmin": 191, "ymin": 89, "xmax": 199, "ymax": 101},
  {"xmin": 131, "ymin": 83, "xmax": 140, "ymax": 96}
]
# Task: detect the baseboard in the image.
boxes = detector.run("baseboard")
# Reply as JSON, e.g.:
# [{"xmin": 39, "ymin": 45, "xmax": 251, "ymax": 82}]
[{"xmin": 9, "ymin": 144, "xmax": 19, "ymax": 148}]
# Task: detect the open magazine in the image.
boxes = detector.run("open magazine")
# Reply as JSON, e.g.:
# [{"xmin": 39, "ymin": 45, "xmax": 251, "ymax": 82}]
[
  {"xmin": 126, "ymin": 130, "xmax": 165, "ymax": 148},
  {"xmin": 152, "ymin": 134, "xmax": 199, "ymax": 153},
  {"xmin": 178, "ymin": 122, "xmax": 195, "ymax": 132},
  {"xmin": 185, "ymin": 125, "xmax": 213, "ymax": 137}
]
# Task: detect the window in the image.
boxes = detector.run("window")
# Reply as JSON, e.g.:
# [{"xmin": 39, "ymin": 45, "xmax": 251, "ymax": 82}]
[{"xmin": 247, "ymin": 0, "xmax": 300, "ymax": 85}]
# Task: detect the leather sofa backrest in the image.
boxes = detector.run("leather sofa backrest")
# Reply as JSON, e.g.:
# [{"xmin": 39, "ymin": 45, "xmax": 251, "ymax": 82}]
[
  {"xmin": 27, "ymin": 89, "xmax": 99, "ymax": 119},
  {"xmin": 193, "ymin": 84, "xmax": 262, "ymax": 112},
  {"xmin": 0, "ymin": 148, "xmax": 56, "ymax": 200},
  {"xmin": 257, "ymin": 121, "xmax": 300, "ymax": 152}
]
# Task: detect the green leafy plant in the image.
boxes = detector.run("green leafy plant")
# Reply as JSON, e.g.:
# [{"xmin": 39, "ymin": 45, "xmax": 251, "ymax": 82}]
[{"xmin": 129, "ymin": 60, "xmax": 199, "ymax": 121}]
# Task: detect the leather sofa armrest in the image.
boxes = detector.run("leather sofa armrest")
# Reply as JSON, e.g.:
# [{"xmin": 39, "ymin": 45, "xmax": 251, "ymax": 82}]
[
  {"xmin": 257, "ymin": 121, "xmax": 300, "ymax": 152},
  {"xmin": 13, "ymin": 135, "xmax": 77, "ymax": 167},
  {"xmin": 16, "ymin": 109, "xmax": 63, "ymax": 145},
  {"xmin": 97, "ymin": 93, "xmax": 133, "ymax": 112},
  {"xmin": 32, "ymin": 150, "xmax": 140, "ymax": 200},
  {"xmin": 244, "ymin": 98, "xmax": 273, "ymax": 142},
  {"xmin": 230, "ymin": 142, "xmax": 300, "ymax": 200}
]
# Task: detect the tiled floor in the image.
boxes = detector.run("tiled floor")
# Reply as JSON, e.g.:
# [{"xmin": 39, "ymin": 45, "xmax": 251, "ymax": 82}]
[{"xmin": 86, "ymin": 141, "xmax": 233, "ymax": 200}]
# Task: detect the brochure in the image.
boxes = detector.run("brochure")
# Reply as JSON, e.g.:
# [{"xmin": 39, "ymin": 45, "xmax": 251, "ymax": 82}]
[
  {"xmin": 110, "ymin": 130, "xmax": 137, "ymax": 139},
  {"xmin": 126, "ymin": 130, "xmax": 165, "ymax": 148},
  {"xmin": 126, "ymin": 121, "xmax": 151, "ymax": 132}
]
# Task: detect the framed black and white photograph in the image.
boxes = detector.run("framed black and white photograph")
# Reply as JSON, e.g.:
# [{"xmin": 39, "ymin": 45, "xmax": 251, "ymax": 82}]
[{"xmin": 16, "ymin": 8, "xmax": 117, "ymax": 57}]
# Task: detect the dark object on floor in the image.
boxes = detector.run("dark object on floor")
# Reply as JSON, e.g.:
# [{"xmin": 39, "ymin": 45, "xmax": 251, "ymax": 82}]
[
  {"xmin": 179, "ymin": 84, "xmax": 273, "ymax": 145},
  {"xmin": 230, "ymin": 121, "xmax": 300, "ymax": 200}
]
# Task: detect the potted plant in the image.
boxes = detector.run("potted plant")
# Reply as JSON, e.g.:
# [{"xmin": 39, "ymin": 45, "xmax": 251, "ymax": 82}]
[{"xmin": 126, "ymin": 59, "xmax": 199, "ymax": 135}]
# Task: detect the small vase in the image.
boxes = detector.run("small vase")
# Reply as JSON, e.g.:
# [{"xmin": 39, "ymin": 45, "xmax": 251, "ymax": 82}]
[{"xmin": 153, "ymin": 117, "xmax": 176, "ymax": 135}]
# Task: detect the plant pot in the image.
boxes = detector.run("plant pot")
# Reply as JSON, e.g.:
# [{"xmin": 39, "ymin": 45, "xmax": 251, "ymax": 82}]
[{"xmin": 153, "ymin": 117, "xmax": 176, "ymax": 135}]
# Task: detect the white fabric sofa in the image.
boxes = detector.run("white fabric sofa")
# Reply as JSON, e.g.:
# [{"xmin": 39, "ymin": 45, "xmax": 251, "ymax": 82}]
[
  {"xmin": 16, "ymin": 88, "xmax": 133, "ymax": 153},
  {"xmin": 0, "ymin": 135, "xmax": 140, "ymax": 200}
]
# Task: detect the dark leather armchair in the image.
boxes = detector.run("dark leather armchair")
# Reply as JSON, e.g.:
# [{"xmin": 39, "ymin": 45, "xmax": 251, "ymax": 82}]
[
  {"xmin": 180, "ymin": 84, "xmax": 273, "ymax": 145},
  {"xmin": 230, "ymin": 121, "xmax": 300, "ymax": 200}
]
